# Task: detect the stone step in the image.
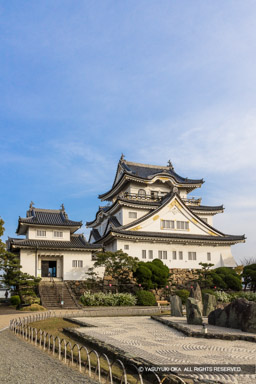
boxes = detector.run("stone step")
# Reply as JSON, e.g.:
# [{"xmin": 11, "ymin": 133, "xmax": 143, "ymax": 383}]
[{"xmin": 39, "ymin": 281, "xmax": 79, "ymax": 309}]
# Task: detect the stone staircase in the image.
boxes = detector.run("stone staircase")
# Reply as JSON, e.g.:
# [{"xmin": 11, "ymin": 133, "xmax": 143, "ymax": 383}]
[{"xmin": 39, "ymin": 281, "xmax": 80, "ymax": 309}]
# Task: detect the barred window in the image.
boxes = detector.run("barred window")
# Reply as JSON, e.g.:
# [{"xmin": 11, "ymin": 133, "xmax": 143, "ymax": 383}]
[
  {"xmin": 163, "ymin": 251, "xmax": 167, "ymax": 259},
  {"xmin": 37, "ymin": 230, "xmax": 46, "ymax": 237},
  {"xmin": 128, "ymin": 212, "xmax": 137, "ymax": 219},
  {"xmin": 148, "ymin": 250, "xmax": 153, "ymax": 259},
  {"xmin": 179, "ymin": 251, "xmax": 183, "ymax": 260},
  {"xmin": 142, "ymin": 250, "xmax": 146, "ymax": 259},
  {"xmin": 172, "ymin": 251, "xmax": 177, "ymax": 260},
  {"xmin": 161, "ymin": 220, "xmax": 175, "ymax": 229},
  {"xmin": 138, "ymin": 189, "xmax": 146, "ymax": 197},
  {"xmin": 207, "ymin": 252, "xmax": 211, "ymax": 261},
  {"xmin": 188, "ymin": 252, "xmax": 197, "ymax": 260},
  {"xmin": 54, "ymin": 231, "xmax": 63, "ymax": 238},
  {"xmin": 72, "ymin": 260, "xmax": 83, "ymax": 268},
  {"xmin": 177, "ymin": 221, "xmax": 189, "ymax": 230},
  {"xmin": 158, "ymin": 251, "xmax": 163, "ymax": 259}
]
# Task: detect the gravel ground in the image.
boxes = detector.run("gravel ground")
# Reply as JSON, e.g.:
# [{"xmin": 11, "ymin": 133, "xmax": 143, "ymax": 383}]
[
  {"xmin": 0, "ymin": 330, "xmax": 97, "ymax": 384},
  {"xmin": 74, "ymin": 316, "xmax": 256, "ymax": 384}
]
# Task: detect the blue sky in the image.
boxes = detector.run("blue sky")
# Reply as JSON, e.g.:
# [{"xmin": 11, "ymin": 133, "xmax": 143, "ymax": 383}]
[{"xmin": 1, "ymin": 1, "xmax": 255, "ymax": 263}]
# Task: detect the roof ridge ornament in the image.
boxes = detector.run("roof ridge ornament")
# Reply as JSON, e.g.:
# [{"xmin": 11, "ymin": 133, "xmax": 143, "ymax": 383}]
[
  {"xmin": 167, "ymin": 160, "xmax": 174, "ymax": 170},
  {"xmin": 29, "ymin": 201, "xmax": 35, "ymax": 209},
  {"xmin": 120, "ymin": 153, "xmax": 125, "ymax": 162}
]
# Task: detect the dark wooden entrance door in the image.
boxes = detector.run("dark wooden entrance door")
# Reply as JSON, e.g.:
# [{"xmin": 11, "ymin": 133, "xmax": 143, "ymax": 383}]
[{"xmin": 41, "ymin": 261, "xmax": 49, "ymax": 277}]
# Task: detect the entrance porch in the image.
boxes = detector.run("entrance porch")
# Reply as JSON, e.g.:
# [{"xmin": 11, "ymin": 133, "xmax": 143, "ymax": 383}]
[{"xmin": 37, "ymin": 254, "xmax": 63, "ymax": 279}]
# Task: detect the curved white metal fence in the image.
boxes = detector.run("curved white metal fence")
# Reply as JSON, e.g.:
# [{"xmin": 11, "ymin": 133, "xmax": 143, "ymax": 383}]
[{"xmin": 9, "ymin": 311, "xmax": 186, "ymax": 384}]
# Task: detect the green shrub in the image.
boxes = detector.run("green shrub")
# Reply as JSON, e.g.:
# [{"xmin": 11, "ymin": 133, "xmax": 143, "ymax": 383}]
[
  {"xmin": 80, "ymin": 292, "xmax": 136, "ymax": 306},
  {"xmin": 243, "ymin": 264, "xmax": 256, "ymax": 291},
  {"xmin": 136, "ymin": 290, "xmax": 156, "ymax": 306},
  {"xmin": 211, "ymin": 267, "xmax": 242, "ymax": 291},
  {"xmin": 174, "ymin": 289, "xmax": 189, "ymax": 304},
  {"xmin": 134, "ymin": 259, "xmax": 169, "ymax": 289},
  {"xmin": 215, "ymin": 291, "xmax": 231, "ymax": 303},
  {"xmin": 230, "ymin": 291, "xmax": 256, "ymax": 302},
  {"xmin": 20, "ymin": 304, "xmax": 46, "ymax": 311},
  {"xmin": 10, "ymin": 295, "xmax": 21, "ymax": 306}
]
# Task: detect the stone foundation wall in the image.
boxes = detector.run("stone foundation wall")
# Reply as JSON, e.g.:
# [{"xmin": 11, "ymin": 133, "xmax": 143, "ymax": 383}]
[
  {"xmin": 169, "ymin": 268, "xmax": 199, "ymax": 290},
  {"xmin": 66, "ymin": 268, "xmax": 200, "ymax": 300},
  {"xmin": 65, "ymin": 280, "xmax": 103, "ymax": 299}
]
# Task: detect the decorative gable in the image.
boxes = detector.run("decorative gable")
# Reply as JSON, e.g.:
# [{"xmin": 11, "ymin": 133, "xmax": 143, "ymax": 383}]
[{"xmin": 126, "ymin": 194, "xmax": 222, "ymax": 237}]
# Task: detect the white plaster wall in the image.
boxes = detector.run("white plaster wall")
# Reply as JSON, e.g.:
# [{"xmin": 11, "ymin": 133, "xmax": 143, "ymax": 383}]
[
  {"xmin": 20, "ymin": 249, "xmax": 36, "ymax": 276},
  {"xmin": 19, "ymin": 248, "xmax": 105, "ymax": 281},
  {"xmin": 122, "ymin": 207, "xmax": 150, "ymax": 226},
  {"xmin": 104, "ymin": 240, "xmax": 118, "ymax": 252},
  {"xmin": 63, "ymin": 251, "xmax": 104, "ymax": 280},
  {"xmin": 28, "ymin": 227, "xmax": 70, "ymax": 241},
  {"xmin": 179, "ymin": 189, "xmax": 188, "ymax": 199},
  {"xmin": 128, "ymin": 181, "xmax": 170, "ymax": 196},
  {"xmin": 115, "ymin": 239, "xmax": 235, "ymax": 268},
  {"xmin": 197, "ymin": 215, "xmax": 213, "ymax": 226}
]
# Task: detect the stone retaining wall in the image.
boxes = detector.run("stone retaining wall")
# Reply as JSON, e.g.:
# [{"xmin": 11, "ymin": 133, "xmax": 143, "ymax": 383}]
[
  {"xmin": 66, "ymin": 268, "xmax": 200, "ymax": 300},
  {"xmin": 64, "ymin": 306, "xmax": 162, "ymax": 317},
  {"xmin": 169, "ymin": 268, "xmax": 199, "ymax": 290}
]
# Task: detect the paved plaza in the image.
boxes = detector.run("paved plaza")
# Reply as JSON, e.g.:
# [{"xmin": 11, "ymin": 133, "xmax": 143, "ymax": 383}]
[{"xmin": 74, "ymin": 316, "xmax": 256, "ymax": 384}]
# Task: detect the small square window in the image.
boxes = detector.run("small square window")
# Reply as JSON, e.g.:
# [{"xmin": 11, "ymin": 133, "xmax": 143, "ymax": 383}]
[
  {"xmin": 124, "ymin": 245, "xmax": 129, "ymax": 250},
  {"xmin": 129, "ymin": 212, "xmax": 137, "ymax": 219}
]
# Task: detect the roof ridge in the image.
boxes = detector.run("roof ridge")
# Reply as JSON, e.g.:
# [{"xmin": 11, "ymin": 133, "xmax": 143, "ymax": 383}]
[
  {"xmin": 31, "ymin": 208, "xmax": 62, "ymax": 213},
  {"xmin": 124, "ymin": 160, "xmax": 171, "ymax": 170}
]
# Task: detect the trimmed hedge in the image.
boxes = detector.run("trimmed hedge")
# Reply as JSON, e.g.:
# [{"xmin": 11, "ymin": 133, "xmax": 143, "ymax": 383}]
[
  {"xmin": 80, "ymin": 292, "xmax": 137, "ymax": 306},
  {"xmin": 135, "ymin": 290, "xmax": 156, "ymax": 306}
]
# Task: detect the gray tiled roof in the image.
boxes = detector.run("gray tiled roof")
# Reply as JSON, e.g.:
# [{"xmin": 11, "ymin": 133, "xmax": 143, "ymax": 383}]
[
  {"xmin": 108, "ymin": 216, "xmax": 121, "ymax": 227},
  {"xmin": 9, "ymin": 235, "xmax": 101, "ymax": 250},
  {"xmin": 19, "ymin": 208, "xmax": 82, "ymax": 227},
  {"xmin": 99, "ymin": 160, "xmax": 204, "ymax": 200},
  {"xmin": 189, "ymin": 205, "xmax": 224, "ymax": 212},
  {"xmin": 101, "ymin": 229, "xmax": 246, "ymax": 243},
  {"xmin": 122, "ymin": 162, "xmax": 203, "ymax": 184},
  {"xmin": 90, "ymin": 229, "xmax": 101, "ymax": 242}
]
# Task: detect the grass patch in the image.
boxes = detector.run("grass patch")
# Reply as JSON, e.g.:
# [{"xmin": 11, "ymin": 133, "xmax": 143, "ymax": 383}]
[{"xmin": 29, "ymin": 317, "xmax": 140, "ymax": 383}]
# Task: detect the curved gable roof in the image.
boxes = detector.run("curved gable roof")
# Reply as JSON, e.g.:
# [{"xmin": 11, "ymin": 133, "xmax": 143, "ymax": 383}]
[{"xmin": 99, "ymin": 159, "xmax": 204, "ymax": 200}]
